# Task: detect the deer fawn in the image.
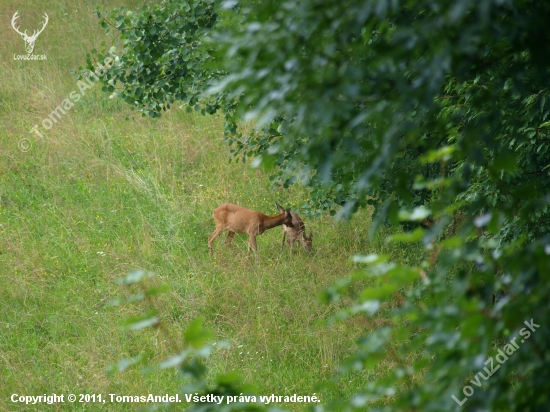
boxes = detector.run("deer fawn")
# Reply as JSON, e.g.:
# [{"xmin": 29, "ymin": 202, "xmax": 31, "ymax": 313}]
[
  {"xmin": 208, "ymin": 203, "xmax": 294, "ymax": 256},
  {"xmin": 276, "ymin": 203, "xmax": 313, "ymax": 254}
]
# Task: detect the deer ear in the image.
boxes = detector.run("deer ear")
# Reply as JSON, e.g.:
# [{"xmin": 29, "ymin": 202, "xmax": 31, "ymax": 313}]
[{"xmin": 275, "ymin": 202, "xmax": 284, "ymax": 212}]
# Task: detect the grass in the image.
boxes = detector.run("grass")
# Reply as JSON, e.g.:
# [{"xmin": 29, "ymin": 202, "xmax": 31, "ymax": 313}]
[{"xmin": 0, "ymin": 0, "xmax": 425, "ymax": 410}]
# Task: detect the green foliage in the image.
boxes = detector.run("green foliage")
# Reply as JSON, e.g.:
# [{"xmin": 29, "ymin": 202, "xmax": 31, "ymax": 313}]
[
  {"xmin": 110, "ymin": 271, "xmax": 263, "ymax": 411},
  {"xmin": 89, "ymin": 0, "xmax": 550, "ymax": 411},
  {"xmin": 87, "ymin": 0, "xmax": 219, "ymax": 118}
]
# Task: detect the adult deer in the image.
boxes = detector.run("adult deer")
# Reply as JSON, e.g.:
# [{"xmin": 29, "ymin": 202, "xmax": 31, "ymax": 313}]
[
  {"xmin": 11, "ymin": 11, "xmax": 49, "ymax": 54},
  {"xmin": 276, "ymin": 203, "xmax": 313, "ymax": 255},
  {"xmin": 208, "ymin": 203, "xmax": 293, "ymax": 256}
]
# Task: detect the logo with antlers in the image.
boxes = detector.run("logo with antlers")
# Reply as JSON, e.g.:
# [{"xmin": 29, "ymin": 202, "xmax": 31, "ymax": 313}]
[{"xmin": 11, "ymin": 11, "xmax": 49, "ymax": 55}]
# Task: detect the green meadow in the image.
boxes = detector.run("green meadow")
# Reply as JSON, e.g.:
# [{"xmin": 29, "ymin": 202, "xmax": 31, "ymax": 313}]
[{"xmin": 0, "ymin": 1, "xmax": 423, "ymax": 410}]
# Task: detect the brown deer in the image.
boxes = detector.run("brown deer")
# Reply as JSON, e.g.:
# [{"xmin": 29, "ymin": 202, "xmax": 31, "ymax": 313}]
[
  {"xmin": 208, "ymin": 203, "xmax": 294, "ymax": 256},
  {"xmin": 276, "ymin": 203, "xmax": 313, "ymax": 255}
]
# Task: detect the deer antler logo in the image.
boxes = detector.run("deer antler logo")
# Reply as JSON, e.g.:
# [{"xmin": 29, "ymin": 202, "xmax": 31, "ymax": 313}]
[{"xmin": 11, "ymin": 11, "xmax": 49, "ymax": 55}]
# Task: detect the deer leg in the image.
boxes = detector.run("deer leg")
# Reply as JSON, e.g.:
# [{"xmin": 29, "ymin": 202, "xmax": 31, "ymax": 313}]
[
  {"xmin": 225, "ymin": 231, "xmax": 235, "ymax": 248},
  {"xmin": 281, "ymin": 231, "xmax": 286, "ymax": 251},
  {"xmin": 249, "ymin": 234, "xmax": 258, "ymax": 253},
  {"xmin": 289, "ymin": 235, "xmax": 294, "ymax": 256},
  {"xmin": 208, "ymin": 227, "xmax": 224, "ymax": 256}
]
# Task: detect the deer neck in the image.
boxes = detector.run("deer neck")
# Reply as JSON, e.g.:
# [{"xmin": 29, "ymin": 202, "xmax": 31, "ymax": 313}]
[{"xmin": 263, "ymin": 212, "xmax": 287, "ymax": 229}]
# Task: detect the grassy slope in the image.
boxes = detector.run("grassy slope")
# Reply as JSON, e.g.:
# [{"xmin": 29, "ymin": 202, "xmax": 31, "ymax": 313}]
[{"xmin": 0, "ymin": 1, "xmax": 423, "ymax": 410}]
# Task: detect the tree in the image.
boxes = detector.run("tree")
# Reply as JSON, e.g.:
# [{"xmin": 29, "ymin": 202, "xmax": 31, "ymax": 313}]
[{"xmin": 88, "ymin": 0, "xmax": 550, "ymax": 410}]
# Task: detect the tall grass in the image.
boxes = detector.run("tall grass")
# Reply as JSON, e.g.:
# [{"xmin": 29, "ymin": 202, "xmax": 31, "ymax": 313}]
[{"xmin": 0, "ymin": 1, "xmax": 424, "ymax": 410}]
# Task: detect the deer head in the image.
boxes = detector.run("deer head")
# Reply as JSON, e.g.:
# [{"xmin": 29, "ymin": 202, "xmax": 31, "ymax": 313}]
[{"xmin": 11, "ymin": 11, "xmax": 49, "ymax": 54}]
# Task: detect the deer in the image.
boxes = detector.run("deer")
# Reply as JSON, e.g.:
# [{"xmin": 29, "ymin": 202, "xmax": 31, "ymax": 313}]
[
  {"xmin": 208, "ymin": 203, "xmax": 294, "ymax": 256},
  {"xmin": 11, "ymin": 11, "xmax": 49, "ymax": 55},
  {"xmin": 276, "ymin": 203, "xmax": 313, "ymax": 255}
]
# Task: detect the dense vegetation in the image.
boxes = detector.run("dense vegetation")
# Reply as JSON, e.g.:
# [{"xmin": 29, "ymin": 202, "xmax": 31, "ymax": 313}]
[{"xmin": 88, "ymin": 0, "xmax": 550, "ymax": 410}]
